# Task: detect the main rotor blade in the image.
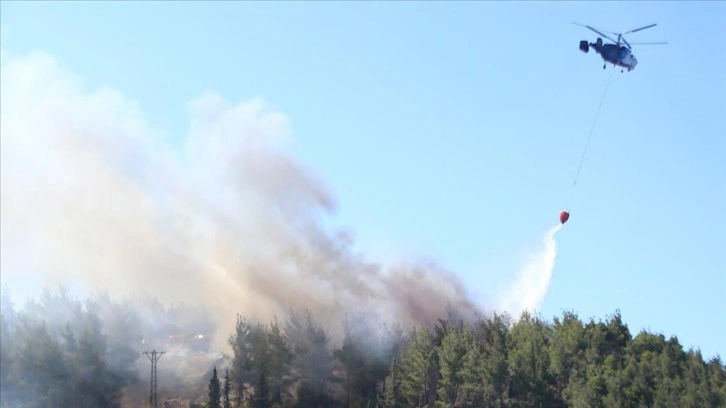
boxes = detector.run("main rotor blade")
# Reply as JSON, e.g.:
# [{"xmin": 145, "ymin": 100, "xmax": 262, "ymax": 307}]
[
  {"xmin": 628, "ymin": 41, "xmax": 668, "ymax": 45},
  {"xmin": 572, "ymin": 22, "xmax": 620, "ymax": 44},
  {"xmin": 620, "ymin": 35, "xmax": 632, "ymax": 49},
  {"xmin": 622, "ymin": 23, "xmax": 657, "ymax": 35}
]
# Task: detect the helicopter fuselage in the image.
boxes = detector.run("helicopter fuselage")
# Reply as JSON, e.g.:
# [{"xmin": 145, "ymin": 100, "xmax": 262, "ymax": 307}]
[{"xmin": 580, "ymin": 38, "xmax": 638, "ymax": 71}]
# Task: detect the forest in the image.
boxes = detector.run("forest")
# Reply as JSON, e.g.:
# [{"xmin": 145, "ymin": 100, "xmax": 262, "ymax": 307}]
[{"xmin": 1, "ymin": 288, "xmax": 724, "ymax": 408}]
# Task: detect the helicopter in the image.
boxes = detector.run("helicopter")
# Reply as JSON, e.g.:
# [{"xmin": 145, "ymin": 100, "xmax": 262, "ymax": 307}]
[{"xmin": 574, "ymin": 23, "xmax": 667, "ymax": 72}]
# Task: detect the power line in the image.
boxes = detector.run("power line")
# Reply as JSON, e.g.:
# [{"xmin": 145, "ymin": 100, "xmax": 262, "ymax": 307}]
[{"xmin": 143, "ymin": 350, "xmax": 166, "ymax": 408}]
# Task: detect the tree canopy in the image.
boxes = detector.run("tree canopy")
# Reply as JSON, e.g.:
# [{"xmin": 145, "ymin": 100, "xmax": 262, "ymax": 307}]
[
  {"xmin": 1, "ymin": 287, "xmax": 723, "ymax": 407},
  {"xmin": 219, "ymin": 308, "xmax": 725, "ymax": 407}
]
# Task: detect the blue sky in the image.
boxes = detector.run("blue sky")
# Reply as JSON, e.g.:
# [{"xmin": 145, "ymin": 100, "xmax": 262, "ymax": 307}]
[{"xmin": 2, "ymin": 1, "xmax": 724, "ymax": 358}]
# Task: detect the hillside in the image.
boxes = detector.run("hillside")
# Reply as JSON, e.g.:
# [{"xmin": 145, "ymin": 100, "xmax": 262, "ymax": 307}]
[{"xmin": 1, "ymin": 289, "xmax": 723, "ymax": 407}]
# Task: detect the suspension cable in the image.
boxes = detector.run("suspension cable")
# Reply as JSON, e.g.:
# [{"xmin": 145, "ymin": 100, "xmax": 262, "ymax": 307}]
[{"xmin": 573, "ymin": 71, "xmax": 615, "ymax": 188}]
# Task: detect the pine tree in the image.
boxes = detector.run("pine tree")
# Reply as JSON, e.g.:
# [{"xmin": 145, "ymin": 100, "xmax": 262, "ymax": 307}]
[
  {"xmin": 384, "ymin": 358, "xmax": 405, "ymax": 408},
  {"xmin": 253, "ymin": 371, "xmax": 270, "ymax": 408},
  {"xmin": 224, "ymin": 369, "xmax": 232, "ymax": 408},
  {"xmin": 437, "ymin": 325, "xmax": 470, "ymax": 405},
  {"xmin": 401, "ymin": 327, "xmax": 437, "ymax": 407},
  {"xmin": 208, "ymin": 366, "xmax": 221, "ymax": 408},
  {"xmin": 266, "ymin": 317, "xmax": 293, "ymax": 405}
]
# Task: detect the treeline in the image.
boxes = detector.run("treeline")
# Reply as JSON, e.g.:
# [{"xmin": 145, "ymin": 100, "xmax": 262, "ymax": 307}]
[
  {"xmin": 0, "ymin": 287, "xmax": 217, "ymax": 408},
  {"xmin": 219, "ymin": 308, "xmax": 725, "ymax": 408},
  {"xmin": 1, "ymin": 287, "xmax": 724, "ymax": 407},
  {"xmin": 1, "ymin": 290, "xmax": 136, "ymax": 407}
]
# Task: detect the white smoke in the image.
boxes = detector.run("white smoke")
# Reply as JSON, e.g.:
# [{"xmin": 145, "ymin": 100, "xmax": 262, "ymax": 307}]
[
  {"xmin": 498, "ymin": 224, "xmax": 562, "ymax": 319},
  {"xmin": 0, "ymin": 48, "xmax": 482, "ymax": 351}
]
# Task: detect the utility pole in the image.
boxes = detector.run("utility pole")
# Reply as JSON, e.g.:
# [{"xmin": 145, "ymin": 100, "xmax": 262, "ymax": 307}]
[{"xmin": 143, "ymin": 349, "xmax": 165, "ymax": 408}]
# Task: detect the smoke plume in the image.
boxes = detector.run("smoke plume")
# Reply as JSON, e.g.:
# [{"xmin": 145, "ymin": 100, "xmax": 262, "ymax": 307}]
[
  {"xmin": 499, "ymin": 224, "xmax": 562, "ymax": 319},
  {"xmin": 0, "ymin": 49, "xmax": 484, "ymax": 349}
]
